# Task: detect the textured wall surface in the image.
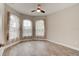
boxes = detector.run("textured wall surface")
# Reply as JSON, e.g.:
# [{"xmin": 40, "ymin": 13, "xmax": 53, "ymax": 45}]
[
  {"xmin": 0, "ymin": 4, "xmax": 5, "ymax": 44},
  {"xmin": 47, "ymin": 4, "xmax": 79, "ymax": 51}
]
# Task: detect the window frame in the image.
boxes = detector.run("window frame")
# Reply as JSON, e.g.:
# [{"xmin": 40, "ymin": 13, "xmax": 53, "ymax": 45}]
[
  {"xmin": 7, "ymin": 12, "xmax": 21, "ymax": 43},
  {"xmin": 22, "ymin": 18, "xmax": 46, "ymax": 39},
  {"xmin": 22, "ymin": 19, "xmax": 33, "ymax": 39},
  {"xmin": 34, "ymin": 19, "xmax": 46, "ymax": 39}
]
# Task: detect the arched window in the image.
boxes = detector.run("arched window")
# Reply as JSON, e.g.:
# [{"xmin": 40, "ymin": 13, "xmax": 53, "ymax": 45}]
[
  {"xmin": 9, "ymin": 14, "xmax": 20, "ymax": 43},
  {"xmin": 23, "ymin": 20, "xmax": 32, "ymax": 37}
]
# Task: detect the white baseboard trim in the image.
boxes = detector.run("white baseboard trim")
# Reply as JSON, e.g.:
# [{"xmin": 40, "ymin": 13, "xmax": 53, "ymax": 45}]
[{"xmin": 48, "ymin": 40, "xmax": 79, "ymax": 51}]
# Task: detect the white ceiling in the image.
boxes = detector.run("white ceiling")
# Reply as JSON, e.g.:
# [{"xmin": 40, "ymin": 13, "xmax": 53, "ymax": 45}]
[{"xmin": 7, "ymin": 3, "xmax": 77, "ymax": 16}]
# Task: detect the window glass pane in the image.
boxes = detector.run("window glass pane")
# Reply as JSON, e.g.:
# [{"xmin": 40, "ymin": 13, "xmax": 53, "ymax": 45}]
[
  {"xmin": 35, "ymin": 20, "xmax": 45, "ymax": 36},
  {"xmin": 23, "ymin": 20, "xmax": 32, "ymax": 37},
  {"xmin": 9, "ymin": 14, "xmax": 20, "ymax": 42}
]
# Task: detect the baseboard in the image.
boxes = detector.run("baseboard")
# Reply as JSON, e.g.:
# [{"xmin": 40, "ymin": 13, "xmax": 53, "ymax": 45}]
[{"xmin": 48, "ymin": 40, "xmax": 79, "ymax": 51}]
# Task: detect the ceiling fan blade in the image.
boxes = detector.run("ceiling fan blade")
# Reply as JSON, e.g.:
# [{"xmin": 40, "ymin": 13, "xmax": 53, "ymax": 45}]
[
  {"xmin": 41, "ymin": 10, "xmax": 45, "ymax": 13},
  {"xmin": 32, "ymin": 10, "xmax": 36, "ymax": 12}
]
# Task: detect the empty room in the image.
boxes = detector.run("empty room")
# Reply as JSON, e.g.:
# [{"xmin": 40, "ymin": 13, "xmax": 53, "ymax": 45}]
[{"xmin": 0, "ymin": 3, "xmax": 79, "ymax": 56}]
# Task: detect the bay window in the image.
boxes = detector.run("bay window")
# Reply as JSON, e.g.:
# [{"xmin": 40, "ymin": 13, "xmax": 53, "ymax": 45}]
[{"xmin": 7, "ymin": 12, "xmax": 46, "ymax": 43}]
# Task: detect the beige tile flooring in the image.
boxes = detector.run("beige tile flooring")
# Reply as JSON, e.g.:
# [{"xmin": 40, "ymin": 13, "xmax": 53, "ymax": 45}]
[{"xmin": 2, "ymin": 40, "xmax": 79, "ymax": 56}]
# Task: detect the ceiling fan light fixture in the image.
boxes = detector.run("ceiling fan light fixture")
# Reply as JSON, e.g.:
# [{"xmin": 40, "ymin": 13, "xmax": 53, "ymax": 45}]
[
  {"xmin": 37, "ymin": 10, "xmax": 40, "ymax": 12},
  {"xmin": 31, "ymin": 4, "xmax": 45, "ymax": 13}
]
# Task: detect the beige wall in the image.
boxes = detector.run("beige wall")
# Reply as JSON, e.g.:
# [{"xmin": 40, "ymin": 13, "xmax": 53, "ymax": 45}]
[
  {"xmin": 0, "ymin": 4, "xmax": 5, "ymax": 44},
  {"xmin": 47, "ymin": 4, "xmax": 79, "ymax": 50}
]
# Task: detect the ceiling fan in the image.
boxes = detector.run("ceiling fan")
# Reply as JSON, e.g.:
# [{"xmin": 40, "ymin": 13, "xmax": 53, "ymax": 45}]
[{"xmin": 31, "ymin": 4, "xmax": 45, "ymax": 13}]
